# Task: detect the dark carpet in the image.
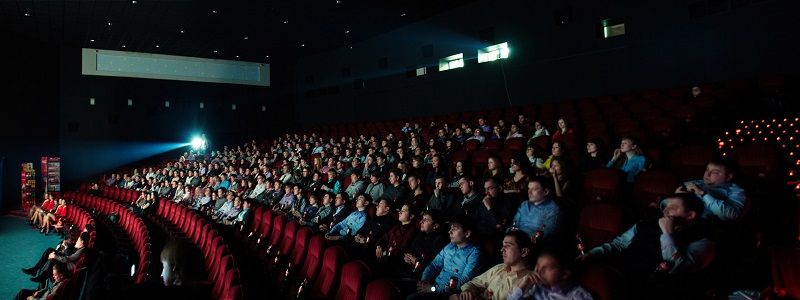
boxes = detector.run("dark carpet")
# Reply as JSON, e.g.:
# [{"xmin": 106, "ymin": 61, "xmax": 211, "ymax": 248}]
[{"xmin": 0, "ymin": 214, "xmax": 63, "ymax": 299}]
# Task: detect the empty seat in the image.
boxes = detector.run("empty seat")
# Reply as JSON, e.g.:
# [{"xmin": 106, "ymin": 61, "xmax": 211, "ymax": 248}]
[
  {"xmin": 632, "ymin": 170, "xmax": 679, "ymax": 217},
  {"xmin": 310, "ymin": 246, "xmax": 348, "ymax": 299},
  {"xmin": 470, "ymin": 150, "xmax": 492, "ymax": 167},
  {"xmin": 222, "ymin": 284, "xmax": 243, "ymax": 300},
  {"xmin": 463, "ymin": 139, "xmax": 481, "ymax": 152},
  {"xmin": 334, "ymin": 260, "xmax": 371, "ymax": 300},
  {"xmin": 505, "ymin": 137, "xmax": 526, "ymax": 151},
  {"xmin": 484, "ymin": 139, "xmax": 502, "ymax": 152},
  {"xmin": 581, "ymin": 168, "xmax": 624, "ymax": 203},
  {"xmin": 580, "ymin": 263, "xmax": 626, "ymax": 300},
  {"xmin": 299, "ymin": 235, "xmax": 326, "ymax": 283},
  {"xmin": 732, "ymin": 143, "xmax": 780, "ymax": 180},
  {"xmin": 670, "ymin": 144, "xmax": 716, "ymax": 180},
  {"xmin": 290, "ymin": 227, "xmax": 313, "ymax": 268},
  {"xmin": 276, "ymin": 220, "xmax": 299, "ymax": 262},
  {"xmin": 577, "ymin": 203, "xmax": 624, "ymax": 249},
  {"xmin": 269, "ymin": 214, "xmax": 288, "ymax": 249},
  {"xmin": 770, "ymin": 246, "xmax": 800, "ymax": 299},
  {"xmin": 365, "ymin": 279, "xmax": 401, "ymax": 300}
]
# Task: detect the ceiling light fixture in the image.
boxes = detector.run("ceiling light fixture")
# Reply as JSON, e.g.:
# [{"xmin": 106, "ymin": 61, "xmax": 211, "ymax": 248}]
[
  {"xmin": 266, "ymin": 55, "xmax": 270, "ymax": 58},
  {"xmin": 122, "ymin": 45, "xmax": 126, "ymax": 48},
  {"xmin": 235, "ymin": 55, "xmax": 240, "ymax": 58},
  {"xmin": 300, "ymin": 43, "xmax": 305, "ymax": 47},
  {"xmin": 336, "ymin": 0, "xmax": 341, "ymax": 3},
  {"xmin": 89, "ymin": 39, "xmax": 95, "ymax": 42},
  {"xmin": 212, "ymin": 10, "xmax": 218, "ymax": 14},
  {"xmin": 24, "ymin": 12, "xmax": 31, "ymax": 17},
  {"xmin": 345, "ymin": 30, "xmax": 350, "ymax": 34},
  {"xmin": 213, "ymin": 50, "xmax": 218, "ymax": 53},
  {"xmin": 155, "ymin": 45, "xmax": 160, "ymax": 48},
  {"xmin": 108, "ymin": 22, "xmax": 113, "ymax": 26},
  {"xmin": 180, "ymin": 30, "xmax": 185, "ymax": 34},
  {"xmin": 131, "ymin": 0, "xmax": 137, "ymax": 4},
  {"xmin": 244, "ymin": 36, "xmax": 249, "ymax": 40},
  {"xmin": 400, "ymin": 13, "xmax": 406, "ymax": 17},
  {"xmin": 283, "ymin": 20, "xmax": 289, "ymax": 24}
]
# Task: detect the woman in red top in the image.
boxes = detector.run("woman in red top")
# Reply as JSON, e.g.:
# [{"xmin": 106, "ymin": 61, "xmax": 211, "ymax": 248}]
[
  {"xmin": 30, "ymin": 194, "xmax": 56, "ymax": 228},
  {"xmin": 42, "ymin": 199, "xmax": 67, "ymax": 235},
  {"xmin": 551, "ymin": 117, "xmax": 575, "ymax": 142}
]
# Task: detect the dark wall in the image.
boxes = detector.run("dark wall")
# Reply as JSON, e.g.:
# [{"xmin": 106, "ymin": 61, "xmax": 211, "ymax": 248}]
[
  {"xmin": 57, "ymin": 47, "xmax": 295, "ymax": 184},
  {"xmin": 294, "ymin": 0, "xmax": 800, "ymax": 125},
  {"xmin": 2, "ymin": 41, "xmax": 296, "ymax": 212},
  {"xmin": 0, "ymin": 33, "xmax": 60, "ymax": 213}
]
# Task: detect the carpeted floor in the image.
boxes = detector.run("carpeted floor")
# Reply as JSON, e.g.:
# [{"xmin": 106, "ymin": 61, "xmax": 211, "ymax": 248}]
[{"xmin": 0, "ymin": 214, "xmax": 63, "ymax": 299}]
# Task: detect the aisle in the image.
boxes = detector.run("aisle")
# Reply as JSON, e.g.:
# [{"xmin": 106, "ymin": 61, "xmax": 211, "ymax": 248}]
[{"xmin": 0, "ymin": 214, "xmax": 63, "ymax": 299}]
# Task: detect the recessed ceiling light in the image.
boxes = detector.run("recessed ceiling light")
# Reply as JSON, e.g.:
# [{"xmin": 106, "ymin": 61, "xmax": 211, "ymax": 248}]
[
  {"xmin": 131, "ymin": 0, "xmax": 137, "ymax": 4},
  {"xmin": 180, "ymin": 30, "xmax": 185, "ymax": 34},
  {"xmin": 283, "ymin": 20, "xmax": 289, "ymax": 24},
  {"xmin": 107, "ymin": 22, "xmax": 113, "ymax": 26},
  {"xmin": 243, "ymin": 36, "xmax": 249, "ymax": 40},
  {"xmin": 155, "ymin": 45, "xmax": 160, "ymax": 48},
  {"xmin": 23, "ymin": 13, "xmax": 31, "ymax": 17},
  {"xmin": 212, "ymin": 10, "xmax": 218, "ymax": 14},
  {"xmin": 266, "ymin": 55, "xmax": 270, "ymax": 58},
  {"xmin": 235, "ymin": 55, "xmax": 240, "ymax": 58}
]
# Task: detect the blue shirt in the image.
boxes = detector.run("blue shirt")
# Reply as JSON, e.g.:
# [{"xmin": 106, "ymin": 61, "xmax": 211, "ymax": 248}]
[
  {"xmin": 663, "ymin": 180, "xmax": 747, "ymax": 221},
  {"xmin": 607, "ymin": 154, "xmax": 646, "ymax": 182},
  {"xmin": 218, "ymin": 180, "xmax": 231, "ymax": 191},
  {"xmin": 511, "ymin": 198, "xmax": 561, "ymax": 239},
  {"xmin": 279, "ymin": 193, "xmax": 296, "ymax": 207},
  {"xmin": 329, "ymin": 210, "xmax": 367, "ymax": 236},
  {"xmin": 422, "ymin": 243, "xmax": 481, "ymax": 291}
]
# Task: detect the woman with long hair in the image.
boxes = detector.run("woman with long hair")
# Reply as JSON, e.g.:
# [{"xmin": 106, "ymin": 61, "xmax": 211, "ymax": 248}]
[
  {"xmin": 607, "ymin": 136, "xmax": 646, "ymax": 183},
  {"xmin": 543, "ymin": 141, "xmax": 568, "ymax": 170},
  {"xmin": 503, "ymin": 156, "xmax": 530, "ymax": 193}
]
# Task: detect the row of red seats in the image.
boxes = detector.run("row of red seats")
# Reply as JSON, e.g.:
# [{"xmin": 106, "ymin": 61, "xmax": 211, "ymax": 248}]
[
  {"xmin": 244, "ymin": 206, "xmax": 398, "ymax": 299},
  {"xmin": 65, "ymin": 191, "xmax": 152, "ymax": 284},
  {"xmin": 245, "ymin": 199, "xmax": 635, "ymax": 299},
  {"xmin": 300, "ymin": 73, "xmax": 787, "ymax": 140},
  {"xmin": 63, "ymin": 205, "xmax": 97, "ymax": 250},
  {"xmin": 96, "ymin": 186, "xmax": 140, "ymax": 205}
]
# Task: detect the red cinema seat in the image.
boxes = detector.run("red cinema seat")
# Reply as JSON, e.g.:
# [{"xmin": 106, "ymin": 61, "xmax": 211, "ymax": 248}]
[{"xmin": 334, "ymin": 260, "xmax": 372, "ymax": 300}]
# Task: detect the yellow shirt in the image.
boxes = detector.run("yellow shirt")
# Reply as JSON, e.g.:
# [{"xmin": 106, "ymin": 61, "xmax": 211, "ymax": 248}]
[{"xmin": 461, "ymin": 263, "xmax": 532, "ymax": 300}]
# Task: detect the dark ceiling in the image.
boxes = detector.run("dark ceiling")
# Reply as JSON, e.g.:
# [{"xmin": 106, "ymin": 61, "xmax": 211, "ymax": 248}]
[{"xmin": 0, "ymin": 0, "xmax": 476, "ymax": 63}]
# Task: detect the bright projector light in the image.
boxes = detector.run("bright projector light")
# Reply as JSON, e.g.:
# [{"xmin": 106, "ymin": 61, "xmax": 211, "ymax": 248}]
[{"xmin": 191, "ymin": 136, "xmax": 207, "ymax": 150}]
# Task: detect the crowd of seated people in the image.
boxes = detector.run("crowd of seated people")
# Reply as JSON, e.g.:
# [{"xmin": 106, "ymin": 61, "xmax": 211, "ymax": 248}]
[
  {"xmin": 93, "ymin": 103, "xmax": 757, "ymax": 299},
  {"xmin": 16, "ymin": 229, "xmax": 93, "ymax": 300},
  {"xmin": 27, "ymin": 194, "xmax": 68, "ymax": 235}
]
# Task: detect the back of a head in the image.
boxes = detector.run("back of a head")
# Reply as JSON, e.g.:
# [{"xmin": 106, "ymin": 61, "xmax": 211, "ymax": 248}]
[
  {"xmin": 670, "ymin": 192, "xmax": 705, "ymax": 217},
  {"xmin": 160, "ymin": 239, "xmax": 204, "ymax": 286}
]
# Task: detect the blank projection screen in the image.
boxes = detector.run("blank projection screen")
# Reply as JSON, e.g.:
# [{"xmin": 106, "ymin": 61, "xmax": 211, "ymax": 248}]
[{"xmin": 81, "ymin": 48, "xmax": 269, "ymax": 86}]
